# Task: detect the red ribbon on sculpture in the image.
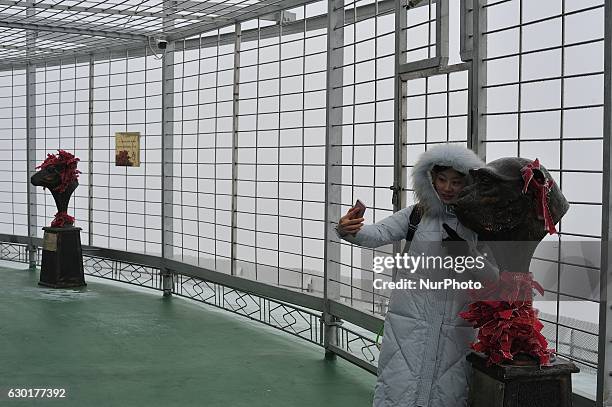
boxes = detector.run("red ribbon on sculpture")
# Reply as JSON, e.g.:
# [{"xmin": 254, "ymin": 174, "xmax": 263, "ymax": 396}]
[
  {"xmin": 51, "ymin": 211, "xmax": 75, "ymax": 228},
  {"xmin": 520, "ymin": 158, "xmax": 557, "ymax": 235},
  {"xmin": 459, "ymin": 272, "xmax": 554, "ymax": 366}
]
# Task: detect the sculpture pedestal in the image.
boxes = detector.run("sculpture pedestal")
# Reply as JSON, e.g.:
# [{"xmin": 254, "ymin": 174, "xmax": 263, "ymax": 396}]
[
  {"xmin": 39, "ymin": 226, "xmax": 86, "ymax": 288},
  {"xmin": 467, "ymin": 352, "xmax": 579, "ymax": 407}
]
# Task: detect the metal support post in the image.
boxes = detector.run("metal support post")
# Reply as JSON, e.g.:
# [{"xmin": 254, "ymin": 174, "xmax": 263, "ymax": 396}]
[
  {"xmin": 459, "ymin": 0, "xmax": 474, "ymax": 62},
  {"xmin": 161, "ymin": 1, "xmax": 175, "ymax": 265},
  {"xmin": 437, "ymin": 0, "xmax": 449, "ymax": 66},
  {"xmin": 469, "ymin": 0, "xmax": 486, "ymax": 159},
  {"xmin": 159, "ymin": 1, "xmax": 176, "ymax": 298},
  {"xmin": 161, "ymin": 46, "xmax": 175, "ymax": 262},
  {"xmin": 87, "ymin": 55, "xmax": 94, "ymax": 247},
  {"xmin": 392, "ymin": 0, "xmax": 409, "ymax": 283},
  {"xmin": 25, "ymin": 0, "xmax": 37, "ymax": 269},
  {"xmin": 323, "ymin": 0, "xmax": 345, "ymax": 360},
  {"xmin": 162, "ymin": 266, "xmax": 174, "ymax": 297},
  {"xmin": 230, "ymin": 23, "xmax": 241, "ymax": 277},
  {"xmin": 323, "ymin": 313, "xmax": 342, "ymax": 360},
  {"xmin": 599, "ymin": 1, "xmax": 612, "ymax": 405}
]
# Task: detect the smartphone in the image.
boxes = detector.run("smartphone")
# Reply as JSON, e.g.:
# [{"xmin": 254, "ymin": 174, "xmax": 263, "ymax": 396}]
[{"xmin": 353, "ymin": 199, "xmax": 366, "ymax": 218}]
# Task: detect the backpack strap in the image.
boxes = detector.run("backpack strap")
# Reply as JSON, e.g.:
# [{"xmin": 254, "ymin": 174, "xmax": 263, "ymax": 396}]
[{"xmin": 404, "ymin": 204, "xmax": 423, "ymax": 251}]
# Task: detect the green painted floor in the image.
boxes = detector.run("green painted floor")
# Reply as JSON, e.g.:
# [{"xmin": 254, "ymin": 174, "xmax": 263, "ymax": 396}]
[{"xmin": 0, "ymin": 265, "xmax": 375, "ymax": 406}]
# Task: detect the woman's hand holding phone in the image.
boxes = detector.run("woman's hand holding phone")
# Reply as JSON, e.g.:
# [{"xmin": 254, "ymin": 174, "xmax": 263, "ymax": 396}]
[{"xmin": 337, "ymin": 202, "xmax": 365, "ymax": 237}]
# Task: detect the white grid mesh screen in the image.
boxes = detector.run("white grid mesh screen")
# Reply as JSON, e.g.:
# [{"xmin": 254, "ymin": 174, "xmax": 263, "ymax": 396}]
[
  {"xmin": 0, "ymin": 68, "xmax": 28, "ymax": 235},
  {"xmin": 170, "ymin": 28, "xmax": 235, "ymax": 272},
  {"xmin": 337, "ymin": 0, "xmax": 395, "ymax": 314},
  {"xmin": 34, "ymin": 61, "xmax": 90, "ymax": 241},
  {"xmin": 91, "ymin": 50, "xmax": 163, "ymax": 254},
  {"xmin": 234, "ymin": 2, "xmax": 327, "ymax": 291}
]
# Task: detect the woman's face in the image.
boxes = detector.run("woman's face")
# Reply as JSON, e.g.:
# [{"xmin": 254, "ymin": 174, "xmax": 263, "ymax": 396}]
[{"xmin": 433, "ymin": 168, "xmax": 466, "ymax": 204}]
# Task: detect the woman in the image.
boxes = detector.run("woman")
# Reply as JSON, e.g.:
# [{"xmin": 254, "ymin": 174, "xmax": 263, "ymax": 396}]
[{"xmin": 336, "ymin": 144, "xmax": 494, "ymax": 407}]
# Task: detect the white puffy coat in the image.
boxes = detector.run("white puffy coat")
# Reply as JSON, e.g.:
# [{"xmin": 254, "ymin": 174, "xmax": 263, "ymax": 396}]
[{"xmin": 339, "ymin": 144, "xmax": 490, "ymax": 407}]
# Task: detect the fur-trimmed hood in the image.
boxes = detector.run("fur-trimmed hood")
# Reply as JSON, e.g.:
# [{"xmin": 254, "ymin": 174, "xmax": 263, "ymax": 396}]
[{"xmin": 412, "ymin": 144, "xmax": 484, "ymax": 218}]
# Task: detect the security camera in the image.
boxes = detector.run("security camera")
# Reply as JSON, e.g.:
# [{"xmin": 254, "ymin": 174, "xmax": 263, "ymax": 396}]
[{"xmin": 156, "ymin": 38, "xmax": 167, "ymax": 50}]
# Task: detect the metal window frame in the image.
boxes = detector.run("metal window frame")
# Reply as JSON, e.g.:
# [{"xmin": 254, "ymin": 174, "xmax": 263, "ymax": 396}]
[{"xmin": 399, "ymin": 0, "xmax": 449, "ymax": 75}]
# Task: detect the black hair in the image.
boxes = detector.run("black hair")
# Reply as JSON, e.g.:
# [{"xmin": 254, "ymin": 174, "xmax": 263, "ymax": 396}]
[{"xmin": 431, "ymin": 165, "xmax": 466, "ymax": 176}]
